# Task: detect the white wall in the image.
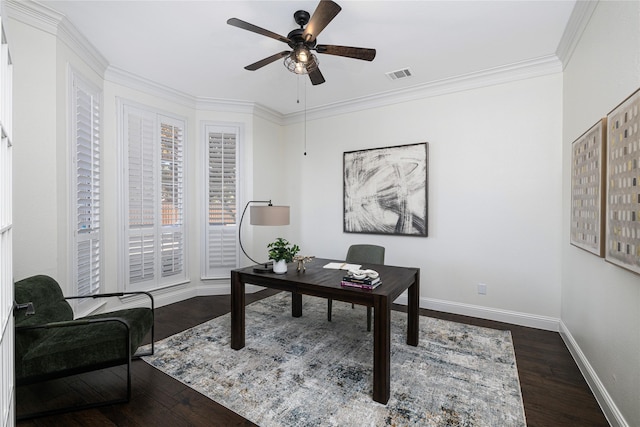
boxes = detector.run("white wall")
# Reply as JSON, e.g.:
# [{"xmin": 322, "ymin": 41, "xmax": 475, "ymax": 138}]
[
  {"xmin": 250, "ymin": 114, "xmax": 295, "ymax": 263},
  {"xmin": 561, "ymin": 2, "xmax": 640, "ymax": 426},
  {"xmin": 285, "ymin": 74, "xmax": 563, "ymax": 324},
  {"xmin": 9, "ymin": 16, "xmax": 59, "ymax": 281}
]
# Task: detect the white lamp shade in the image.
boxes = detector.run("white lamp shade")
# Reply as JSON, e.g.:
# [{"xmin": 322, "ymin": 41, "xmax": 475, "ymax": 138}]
[{"xmin": 250, "ymin": 205, "xmax": 290, "ymax": 226}]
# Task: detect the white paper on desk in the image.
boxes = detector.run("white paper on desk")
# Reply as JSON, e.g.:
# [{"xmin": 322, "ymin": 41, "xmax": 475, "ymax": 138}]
[{"xmin": 323, "ymin": 262, "xmax": 362, "ymax": 270}]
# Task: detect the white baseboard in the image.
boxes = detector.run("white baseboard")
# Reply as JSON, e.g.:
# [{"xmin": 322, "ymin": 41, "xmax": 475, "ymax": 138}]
[
  {"xmin": 393, "ymin": 294, "xmax": 560, "ymax": 332},
  {"xmin": 559, "ymin": 321, "xmax": 628, "ymax": 427},
  {"xmin": 196, "ymin": 283, "xmax": 265, "ymax": 296},
  {"xmin": 152, "ymin": 285, "xmax": 198, "ymax": 308},
  {"xmin": 191, "ymin": 284, "xmax": 557, "ymax": 331},
  {"xmin": 196, "ymin": 282, "xmax": 230, "ymax": 296}
]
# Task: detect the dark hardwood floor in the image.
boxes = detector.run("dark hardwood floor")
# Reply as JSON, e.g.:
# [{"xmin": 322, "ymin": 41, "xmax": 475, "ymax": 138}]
[{"xmin": 17, "ymin": 289, "xmax": 609, "ymax": 426}]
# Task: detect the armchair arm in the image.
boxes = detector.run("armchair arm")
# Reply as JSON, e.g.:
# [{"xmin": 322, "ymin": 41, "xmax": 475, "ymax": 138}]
[
  {"xmin": 64, "ymin": 291, "xmax": 154, "ymax": 311},
  {"xmin": 16, "ymin": 316, "xmax": 131, "ymax": 332}
]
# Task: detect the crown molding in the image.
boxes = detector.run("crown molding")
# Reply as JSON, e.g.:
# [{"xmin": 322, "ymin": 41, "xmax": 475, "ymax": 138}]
[
  {"xmin": 251, "ymin": 103, "xmax": 285, "ymax": 125},
  {"xmin": 555, "ymin": 0, "xmax": 599, "ymax": 69},
  {"xmin": 105, "ymin": 65, "xmax": 197, "ymax": 109},
  {"xmin": 5, "ymin": 0, "xmax": 108, "ymax": 76},
  {"xmin": 283, "ymin": 54, "xmax": 563, "ymax": 125},
  {"xmin": 4, "ymin": 0, "xmax": 62, "ymax": 35},
  {"xmin": 101, "ymin": 54, "xmax": 563, "ymax": 127},
  {"xmin": 56, "ymin": 18, "xmax": 108, "ymax": 76},
  {"xmin": 106, "ymin": 66, "xmax": 285, "ymax": 124}
]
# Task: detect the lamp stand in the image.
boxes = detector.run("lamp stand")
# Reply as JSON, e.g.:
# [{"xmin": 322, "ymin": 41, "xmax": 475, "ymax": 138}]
[
  {"xmin": 239, "ymin": 200, "xmax": 290, "ymax": 273},
  {"xmin": 239, "ymin": 200, "xmax": 273, "ymax": 272}
]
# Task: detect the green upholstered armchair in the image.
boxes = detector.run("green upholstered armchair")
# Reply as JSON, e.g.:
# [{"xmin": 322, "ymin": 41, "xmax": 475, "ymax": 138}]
[
  {"xmin": 14, "ymin": 275, "xmax": 155, "ymax": 420},
  {"xmin": 327, "ymin": 244, "xmax": 385, "ymax": 331}
]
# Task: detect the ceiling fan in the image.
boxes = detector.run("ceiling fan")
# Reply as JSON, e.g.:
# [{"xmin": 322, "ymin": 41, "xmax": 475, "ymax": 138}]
[{"xmin": 227, "ymin": 0, "xmax": 376, "ymax": 85}]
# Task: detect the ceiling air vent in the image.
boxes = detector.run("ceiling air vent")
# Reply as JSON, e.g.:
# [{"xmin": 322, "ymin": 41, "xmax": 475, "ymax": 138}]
[{"xmin": 385, "ymin": 68, "xmax": 413, "ymax": 81}]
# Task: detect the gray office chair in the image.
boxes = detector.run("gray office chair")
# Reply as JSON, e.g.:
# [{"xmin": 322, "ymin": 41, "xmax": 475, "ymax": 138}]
[{"xmin": 327, "ymin": 244, "xmax": 385, "ymax": 331}]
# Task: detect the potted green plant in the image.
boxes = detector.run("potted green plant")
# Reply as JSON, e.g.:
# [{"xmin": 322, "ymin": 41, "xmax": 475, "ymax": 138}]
[{"xmin": 267, "ymin": 237, "xmax": 300, "ymax": 274}]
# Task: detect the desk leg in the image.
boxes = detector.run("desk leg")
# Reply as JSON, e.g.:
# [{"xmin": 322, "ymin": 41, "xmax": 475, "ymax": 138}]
[
  {"xmin": 230, "ymin": 271, "xmax": 245, "ymax": 350},
  {"xmin": 407, "ymin": 270, "xmax": 420, "ymax": 347},
  {"xmin": 292, "ymin": 292, "xmax": 302, "ymax": 317},
  {"xmin": 373, "ymin": 295, "xmax": 390, "ymax": 404}
]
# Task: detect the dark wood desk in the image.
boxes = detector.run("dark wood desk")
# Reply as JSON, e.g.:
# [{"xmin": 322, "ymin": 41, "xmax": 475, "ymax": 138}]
[{"xmin": 230, "ymin": 258, "xmax": 420, "ymax": 404}]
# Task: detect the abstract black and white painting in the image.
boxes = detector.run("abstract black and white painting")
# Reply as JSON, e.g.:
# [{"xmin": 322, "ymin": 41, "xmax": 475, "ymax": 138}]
[{"xmin": 344, "ymin": 143, "xmax": 428, "ymax": 236}]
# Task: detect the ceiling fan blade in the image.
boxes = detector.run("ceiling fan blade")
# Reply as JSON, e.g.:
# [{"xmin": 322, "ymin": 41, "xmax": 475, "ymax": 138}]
[
  {"xmin": 303, "ymin": 0, "xmax": 342, "ymax": 43},
  {"xmin": 227, "ymin": 18, "xmax": 291, "ymax": 44},
  {"xmin": 308, "ymin": 67, "xmax": 325, "ymax": 85},
  {"xmin": 315, "ymin": 45, "xmax": 376, "ymax": 61},
  {"xmin": 245, "ymin": 51, "xmax": 291, "ymax": 71}
]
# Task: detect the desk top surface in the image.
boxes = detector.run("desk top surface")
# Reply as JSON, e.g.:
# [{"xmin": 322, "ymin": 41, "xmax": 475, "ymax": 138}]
[{"xmin": 232, "ymin": 258, "xmax": 419, "ymax": 301}]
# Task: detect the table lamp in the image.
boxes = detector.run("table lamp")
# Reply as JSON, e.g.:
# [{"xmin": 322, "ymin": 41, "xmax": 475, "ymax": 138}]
[{"xmin": 239, "ymin": 200, "xmax": 290, "ymax": 272}]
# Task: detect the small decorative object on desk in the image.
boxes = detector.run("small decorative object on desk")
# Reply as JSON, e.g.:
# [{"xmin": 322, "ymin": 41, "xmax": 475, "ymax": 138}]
[
  {"xmin": 293, "ymin": 255, "xmax": 315, "ymax": 272},
  {"xmin": 267, "ymin": 238, "xmax": 300, "ymax": 274},
  {"xmin": 341, "ymin": 269, "xmax": 381, "ymax": 290}
]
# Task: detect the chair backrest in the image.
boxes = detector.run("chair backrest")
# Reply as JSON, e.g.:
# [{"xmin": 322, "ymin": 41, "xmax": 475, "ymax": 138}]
[
  {"xmin": 14, "ymin": 275, "xmax": 74, "ymax": 362},
  {"xmin": 345, "ymin": 244, "xmax": 385, "ymax": 265}
]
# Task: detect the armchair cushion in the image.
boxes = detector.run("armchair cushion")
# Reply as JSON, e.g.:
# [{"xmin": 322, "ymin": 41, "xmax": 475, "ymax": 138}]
[{"xmin": 19, "ymin": 308, "xmax": 153, "ymax": 380}]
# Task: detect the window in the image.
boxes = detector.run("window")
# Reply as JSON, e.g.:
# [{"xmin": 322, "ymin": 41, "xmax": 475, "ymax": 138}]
[
  {"xmin": 203, "ymin": 124, "xmax": 240, "ymax": 278},
  {"xmin": 70, "ymin": 69, "xmax": 101, "ymax": 299},
  {"xmin": 121, "ymin": 102, "xmax": 186, "ymax": 290}
]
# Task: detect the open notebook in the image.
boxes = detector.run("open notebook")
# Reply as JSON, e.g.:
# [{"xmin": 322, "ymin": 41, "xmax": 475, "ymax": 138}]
[{"xmin": 323, "ymin": 262, "xmax": 362, "ymax": 271}]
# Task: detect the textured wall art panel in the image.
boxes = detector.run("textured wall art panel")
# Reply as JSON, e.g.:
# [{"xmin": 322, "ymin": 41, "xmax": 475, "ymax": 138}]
[
  {"xmin": 343, "ymin": 142, "xmax": 427, "ymax": 236},
  {"xmin": 606, "ymin": 88, "xmax": 640, "ymax": 274},
  {"xmin": 570, "ymin": 118, "xmax": 606, "ymax": 256}
]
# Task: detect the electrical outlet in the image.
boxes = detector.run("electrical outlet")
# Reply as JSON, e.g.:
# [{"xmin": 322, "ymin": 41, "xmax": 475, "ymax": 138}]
[{"xmin": 477, "ymin": 283, "xmax": 487, "ymax": 295}]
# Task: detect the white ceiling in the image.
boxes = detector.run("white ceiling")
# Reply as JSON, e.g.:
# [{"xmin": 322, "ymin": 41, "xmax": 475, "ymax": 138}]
[{"xmin": 40, "ymin": 0, "xmax": 576, "ymax": 115}]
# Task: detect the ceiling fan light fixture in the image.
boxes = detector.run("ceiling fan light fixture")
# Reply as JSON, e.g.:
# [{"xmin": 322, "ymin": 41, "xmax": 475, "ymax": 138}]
[
  {"xmin": 284, "ymin": 50, "xmax": 319, "ymax": 75},
  {"xmin": 296, "ymin": 46, "xmax": 310, "ymax": 63}
]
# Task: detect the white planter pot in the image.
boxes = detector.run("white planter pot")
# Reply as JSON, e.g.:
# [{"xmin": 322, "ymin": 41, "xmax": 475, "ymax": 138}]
[{"xmin": 272, "ymin": 259, "xmax": 287, "ymax": 274}]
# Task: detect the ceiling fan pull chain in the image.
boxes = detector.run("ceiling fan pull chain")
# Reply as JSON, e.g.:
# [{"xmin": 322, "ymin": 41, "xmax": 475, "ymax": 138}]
[{"xmin": 304, "ymin": 78, "xmax": 307, "ymax": 156}]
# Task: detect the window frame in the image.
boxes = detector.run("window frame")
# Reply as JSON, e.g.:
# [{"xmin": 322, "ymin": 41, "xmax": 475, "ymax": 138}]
[
  {"xmin": 201, "ymin": 122, "xmax": 242, "ymax": 279},
  {"xmin": 118, "ymin": 99, "xmax": 188, "ymax": 292}
]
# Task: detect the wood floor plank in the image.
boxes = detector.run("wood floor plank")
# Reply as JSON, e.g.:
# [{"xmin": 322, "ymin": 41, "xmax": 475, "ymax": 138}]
[{"xmin": 17, "ymin": 289, "xmax": 609, "ymax": 426}]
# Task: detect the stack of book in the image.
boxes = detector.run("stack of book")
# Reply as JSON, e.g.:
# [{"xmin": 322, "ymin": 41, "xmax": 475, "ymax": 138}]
[{"xmin": 340, "ymin": 274, "xmax": 381, "ymax": 290}]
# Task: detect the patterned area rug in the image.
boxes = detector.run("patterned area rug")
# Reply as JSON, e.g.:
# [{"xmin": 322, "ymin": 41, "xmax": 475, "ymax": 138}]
[{"xmin": 142, "ymin": 293, "xmax": 526, "ymax": 426}]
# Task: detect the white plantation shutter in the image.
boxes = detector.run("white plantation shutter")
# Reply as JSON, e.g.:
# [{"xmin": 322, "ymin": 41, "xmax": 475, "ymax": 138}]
[
  {"xmin": 126, "ymin": 106, "xmax": 156, "ymax": 285},
  {"xmin": 122, "ymin": 104, "xmax": 186, "ymax": 290},
  {"xmin": 72, "ymin": 72, "xmax": 101, "ymax": 297},
  {"xmin": 204, "ymin": 126, "xmax": 239, "ymax": 278},
  {"xmin": 159, "ymin": 118, "xmax": 184, "ymax": 277}
]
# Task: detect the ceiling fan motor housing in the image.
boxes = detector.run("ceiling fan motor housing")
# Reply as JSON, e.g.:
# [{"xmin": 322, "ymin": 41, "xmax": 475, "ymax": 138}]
[
  {"xmin": 287, "ymin": 28, "xmax": 317, "ymax": 49},
  {"xmin": 294, "ymin": 10, "xmax": 310, "ymax": 27}
]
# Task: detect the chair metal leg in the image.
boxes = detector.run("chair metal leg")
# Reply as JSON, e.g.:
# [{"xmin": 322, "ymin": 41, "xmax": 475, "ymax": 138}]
[{"xmin": 327, "ymin": 298, "xmax": 332, "ymax": 321}]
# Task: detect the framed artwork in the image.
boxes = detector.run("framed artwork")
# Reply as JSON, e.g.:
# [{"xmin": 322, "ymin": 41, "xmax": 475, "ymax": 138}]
[
  {"xmin": 605, "ymin": 87, "xmax": 640, "ymax": 274},
  {"xmin": 343, "ymin": 142, "xmax": 428, "ymax": 236},
  {"xmin": 570, "ymin": 118, "xmax": 606, "ymax": 256}
]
